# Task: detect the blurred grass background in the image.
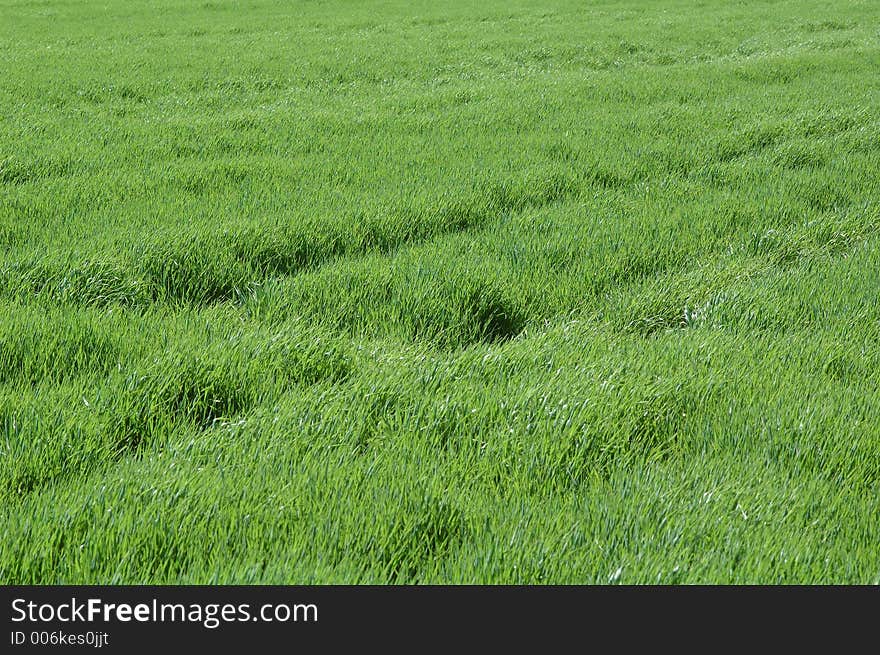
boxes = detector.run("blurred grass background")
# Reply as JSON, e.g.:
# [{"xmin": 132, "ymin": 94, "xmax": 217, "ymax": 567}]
[{"xmin": 1, "ymin": 0, "xmax": 879, "ymax": 582}]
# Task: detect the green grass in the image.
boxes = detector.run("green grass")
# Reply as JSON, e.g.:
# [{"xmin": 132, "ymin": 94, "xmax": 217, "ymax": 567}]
[{"xmin": 2, "ymin": 0, "xmax": 880, "ymax": 583}]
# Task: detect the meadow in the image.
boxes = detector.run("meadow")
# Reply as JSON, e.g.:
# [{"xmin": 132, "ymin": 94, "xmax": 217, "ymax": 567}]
[{"xmin": 1, "ymin": 0, "xmax": 879, "ymax": 583}]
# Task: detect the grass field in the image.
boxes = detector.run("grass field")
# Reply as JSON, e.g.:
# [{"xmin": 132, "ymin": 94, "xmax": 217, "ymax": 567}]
[{"xmin": 2, "ymin": 0, "xmax": 879, "ymax": 584}]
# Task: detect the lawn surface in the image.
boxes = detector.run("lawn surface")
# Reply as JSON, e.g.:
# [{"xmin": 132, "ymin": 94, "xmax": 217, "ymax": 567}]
[{"xmin": 2, "ymin": 0, "xmax": 879, "ymax": 583}]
